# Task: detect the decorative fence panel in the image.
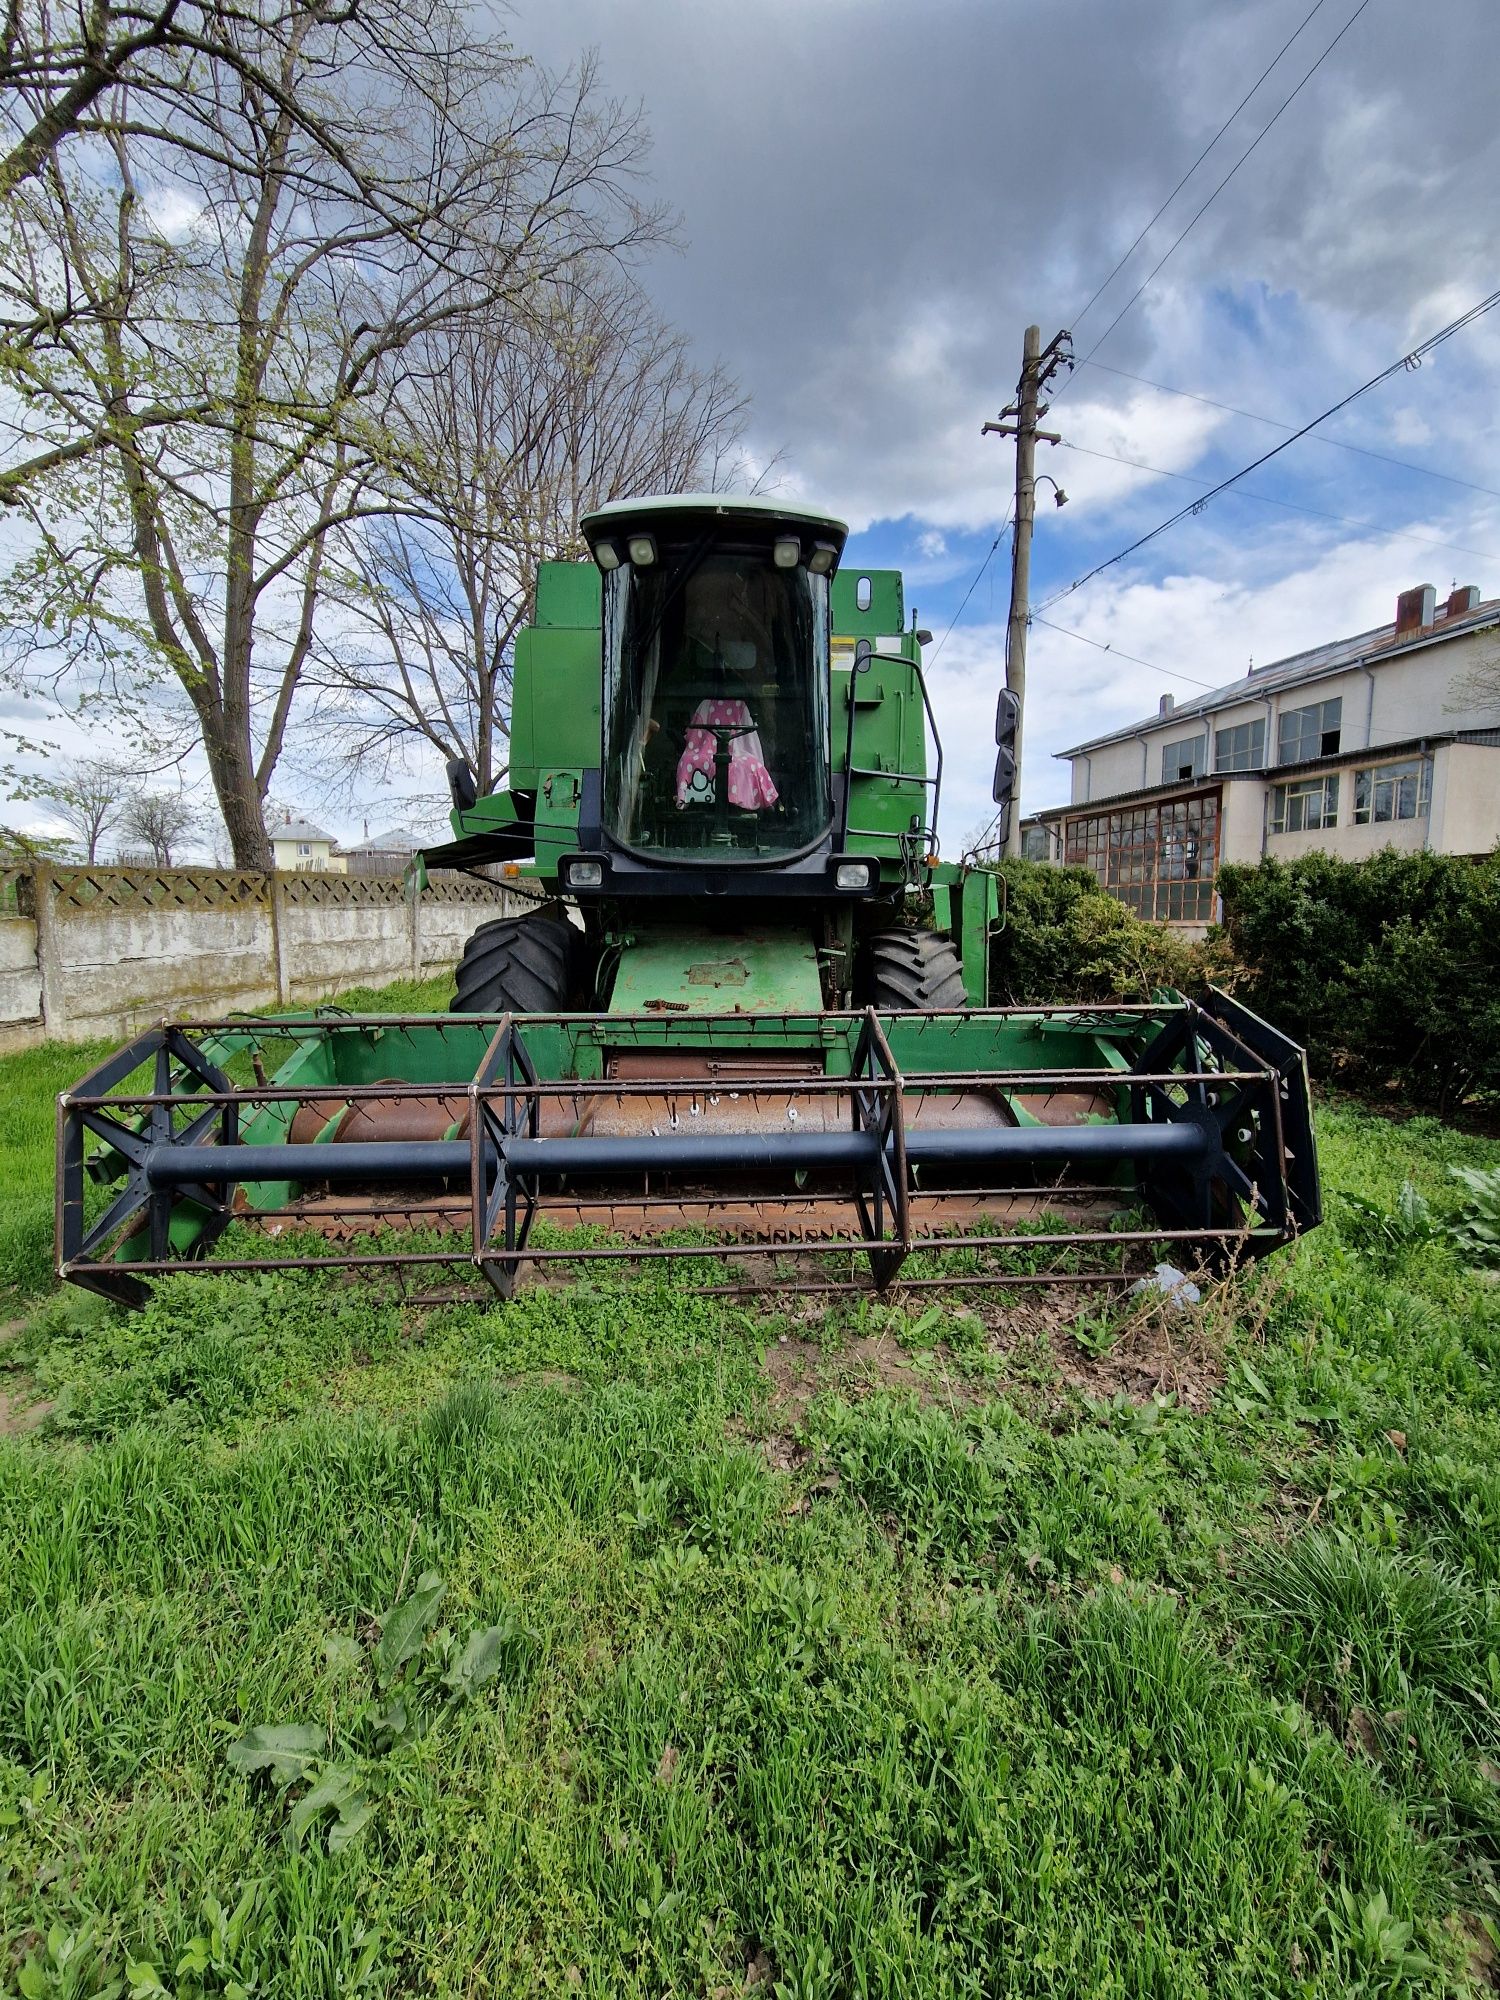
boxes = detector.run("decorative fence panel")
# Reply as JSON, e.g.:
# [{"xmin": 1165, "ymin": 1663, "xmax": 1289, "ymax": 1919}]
[{"xmin": 0, "ymin": 865, "xmax": 517, "ymax": 1050}]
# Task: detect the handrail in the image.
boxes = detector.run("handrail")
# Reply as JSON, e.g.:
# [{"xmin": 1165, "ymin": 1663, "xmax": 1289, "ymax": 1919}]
[{"xmin": 838, "ymin": 643, "xmax": 944, "ymax": 857}]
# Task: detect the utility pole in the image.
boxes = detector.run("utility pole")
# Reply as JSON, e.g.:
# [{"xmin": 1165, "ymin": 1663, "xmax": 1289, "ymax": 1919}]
[{"xmin": 983, "ymin": 324, "xmax": 1071, "ymax": 856}]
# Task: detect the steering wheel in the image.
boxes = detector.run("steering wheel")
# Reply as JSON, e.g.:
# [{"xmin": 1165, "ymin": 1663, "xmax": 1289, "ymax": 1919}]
[{"xmin": 680, "ymin": 718, "xmax": 763, "ymax": 841}]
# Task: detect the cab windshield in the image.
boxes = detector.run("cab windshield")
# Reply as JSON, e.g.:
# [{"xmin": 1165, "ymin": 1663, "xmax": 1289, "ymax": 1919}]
[{"xmin": 601, "ymin": 546, "xmax": 831, "ymax": 859}]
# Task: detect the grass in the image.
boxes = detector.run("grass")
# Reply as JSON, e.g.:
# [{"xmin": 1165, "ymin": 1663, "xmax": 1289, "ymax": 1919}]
[{"xmin": 2, "ymin": 998, "xmax": 1499, "ymax": 1995}]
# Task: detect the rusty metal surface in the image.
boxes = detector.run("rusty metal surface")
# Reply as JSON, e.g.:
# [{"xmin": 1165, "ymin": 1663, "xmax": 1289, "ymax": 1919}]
[{"xmin": 288, "ymin": 1090, "xmax": 471, "ymax": 1147}]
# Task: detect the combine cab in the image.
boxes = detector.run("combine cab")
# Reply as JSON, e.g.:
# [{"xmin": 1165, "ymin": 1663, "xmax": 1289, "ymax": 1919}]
[{"xmin": 57, "ymin": 495, "xmax": 1320, "ymax": 1305}]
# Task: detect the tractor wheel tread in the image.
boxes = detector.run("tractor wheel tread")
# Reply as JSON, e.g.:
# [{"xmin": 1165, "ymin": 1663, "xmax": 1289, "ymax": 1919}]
[
  {"xmin": 857, "ymin": 928, "xmax": 969, "ymax": 1011},
  {"xmin": 459, "ymin": 926, "xmax": 571, "ymax": 981},
  {"xmin": 450, "ymin": 906, "xmax": 582, "ymax": 1015}
]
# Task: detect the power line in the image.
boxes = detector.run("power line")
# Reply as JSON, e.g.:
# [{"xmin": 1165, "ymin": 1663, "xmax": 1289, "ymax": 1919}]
[
  {"xmin": 927, "ymin": 515, "xmax": 1013, "ymax": 661},
  {"xmin": 1067, "ymin": 0, "xmax": 1375, "ymax": 380},
  {"xmin": 1033, "ymin": 616, "xmax": 1223, "ymax": 692},
  {"xmin": 1039, "ymin": 280, "xmax": 1500, "ymax": 614},
  {"xmin": 1069, "ymin": 0, "xmax": 1334, "ymax": 338},
  {"xmin": 1076, "ymin": 357, "xmax": 1500, "ymax": 505},
  {"xmin": 1058, "ymin": 438, "xmax": 1500, "ymax": 564}
]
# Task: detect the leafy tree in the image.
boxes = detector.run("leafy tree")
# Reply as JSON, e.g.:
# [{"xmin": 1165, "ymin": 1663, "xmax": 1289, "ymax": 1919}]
[{"xmin": 1, "ymin": 6, "xmax": 664, "ymax": 863}]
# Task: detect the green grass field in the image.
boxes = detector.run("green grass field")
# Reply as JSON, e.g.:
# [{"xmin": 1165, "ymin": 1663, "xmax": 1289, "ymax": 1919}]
[{"xmin": 2, "ymin": 986, "xmax": 1498, "ymax": 1996}]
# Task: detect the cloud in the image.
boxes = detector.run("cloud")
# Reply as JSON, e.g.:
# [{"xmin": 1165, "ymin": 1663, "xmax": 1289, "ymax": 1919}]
[
  {"xmin": 507, "ymin": 0, "xmax": 1500, "ymax": 527},
  {"xmin": 924, "ymin": 511, "xmax": 1500, "ymax": 846},
  {"xmin": 11, "ymin": 0, "xmax": 1500, "ymax": 855}
]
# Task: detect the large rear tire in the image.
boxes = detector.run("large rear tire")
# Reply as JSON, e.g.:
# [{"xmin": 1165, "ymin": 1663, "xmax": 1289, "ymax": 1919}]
[
  {"xmin": 450, "ymin": 905, "xmax": 584, "ymax": 1015},
  {"xmin": 855, "ymin": 927, "xmax": 969, "ymax": 1011}
]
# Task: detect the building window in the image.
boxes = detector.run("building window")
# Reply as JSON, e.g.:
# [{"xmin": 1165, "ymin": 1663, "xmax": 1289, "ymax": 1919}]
[
  {"xmin": 1063, "ymin": 790, "xmax": 1220, "ymax": 923},
  {"xmin": 1214, "ymin": 717, "xmax": 1265, "ymax": 772},
  {"xmin": 1354, "ymin": 757, "xmax": 1430, "ymax": 824},
  {"xmin": 1271, "ymin": 774, "xmax": 1339, "ymax": 833},
  {"xmin": 1277, "ymin": 697, "xmax": 1342, "ymax": 765},
  {"xmin": 1160, "ymin": 734, "xmax": 1206, "ymax": 783},
  {"xmin": 296, "ymin": 842, "xmax": 312, "ymax": 857},
  {"xmin": 1021, "ymin": 824, "xmax": 1051, "ymax": 861}
]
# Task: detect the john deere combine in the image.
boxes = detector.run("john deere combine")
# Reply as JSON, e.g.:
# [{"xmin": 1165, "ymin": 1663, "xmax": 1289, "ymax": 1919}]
[{"xmin": 57, "ymin": 495, "xmax": 1319, "ymax": 1305}]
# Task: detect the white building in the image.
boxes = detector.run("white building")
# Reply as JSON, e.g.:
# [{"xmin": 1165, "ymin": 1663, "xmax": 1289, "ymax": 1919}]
[
  {"xmin": 270, "ymin": 815, "xmax": 346, "ymax": 873},
  {"xmin": 1022, "ymin": 583, "xmax": 1500, "ymax": 927}
]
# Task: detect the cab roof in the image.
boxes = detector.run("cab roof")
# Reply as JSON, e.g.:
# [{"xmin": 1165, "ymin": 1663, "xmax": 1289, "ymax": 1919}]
[{"xmin": 581, "ymin": 492, "xmax": 849, "ymax": 546}]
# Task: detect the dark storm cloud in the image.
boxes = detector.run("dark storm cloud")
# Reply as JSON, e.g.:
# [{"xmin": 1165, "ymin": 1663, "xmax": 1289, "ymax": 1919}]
[{"xmin": 504, "ymin": 0, "xmax": 1500, "ymax": 525}]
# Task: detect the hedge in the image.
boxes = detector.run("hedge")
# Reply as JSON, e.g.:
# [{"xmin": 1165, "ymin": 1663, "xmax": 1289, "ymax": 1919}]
[
  {"xmin": 982, "ymin": 860, "xmax": 1202, "ymax": 1004},
  {"xmin": 1213, "ymin": 848, "xmax": 1500, "ymax": 1110},
  {"xmin": 976, "ymin": 851, "xmax": 1500, "ymax": 1110}
]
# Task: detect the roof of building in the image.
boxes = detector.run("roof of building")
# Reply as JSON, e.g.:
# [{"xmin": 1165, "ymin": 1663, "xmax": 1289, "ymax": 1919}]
[
  {"xmin": 337, "ymin": 828, "xmax": 421, "ymax": 855},
  {"xmin": 1055, "ymin": 587, "xmax": 1500, "ymax": 760},
  {"xmin": 273, "ymin": 817, "xmax": 335, "ymax": 844}
]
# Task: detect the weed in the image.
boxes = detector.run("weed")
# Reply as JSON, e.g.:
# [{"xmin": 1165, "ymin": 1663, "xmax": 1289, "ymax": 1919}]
[{"xmin": 1449, "ymin": 1164, "xmax": 1500, "ymax": 1267}]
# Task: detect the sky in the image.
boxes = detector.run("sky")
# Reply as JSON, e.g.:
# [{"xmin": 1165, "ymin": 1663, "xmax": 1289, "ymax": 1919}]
[
  {"xmin": 11, "ymin": 0, "xmax": 1500, "ymax": 854},
  {"xmin": 501, "ymin": 0, "xmax": 1500, "ymax": 851}
]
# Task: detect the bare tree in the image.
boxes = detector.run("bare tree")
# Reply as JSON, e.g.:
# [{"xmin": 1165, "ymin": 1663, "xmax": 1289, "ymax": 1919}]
[
  {"xmin": 20, "ymin": 757, "xmax": 132, "ymax": 860},
  {"xmin": 308, "ymin": 269, "xmax": 752, "ymax": 798},
  {"xmin": 119, "ymin": 785, "xmax": 194, "ymax": 861},
  {"xmin": 0, "ymin": 0, "xmax": 333, "ymax": 199},
  {"xmin": 0, "ymin": 7, "xmax": 665, "ymax": 864},
  {"xmin": 1446, "ymin": 648, "xmax": 1500, "ymax": 714}
]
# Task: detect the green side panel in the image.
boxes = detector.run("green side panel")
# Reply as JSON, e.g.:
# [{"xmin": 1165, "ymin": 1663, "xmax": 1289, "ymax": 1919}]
[
  {"xmin": 215, "ymin": 1007, "xmax": 1162, "ymax": 1093},
  {"xmin": 832, "ymin": 651, "xmax": 932, "ymax": 866},
  {"xmin": 831, "ymin": 568, "xmax": 903, "ymax": 636},
  {"xmin": 608, "ymin": 927, "xmax": 824, "ymax": 1015},
  {"xmin": 532, "ymin": 769, "xmax": 583, "ymax": 886},
  {"xmin": 959, "ymin": 868, "xmax": 1000, "ymax": 1007},
  {"xmin": 534, "ymin": 560, "xmax": 602, "ymax": 628},
  {"xmin": 452, "ymin": 788, "xmax": 524, "ymax": 840},
  {"xmin": 509, "ymin": 626, "xmax": 601, "ymax": 789}
]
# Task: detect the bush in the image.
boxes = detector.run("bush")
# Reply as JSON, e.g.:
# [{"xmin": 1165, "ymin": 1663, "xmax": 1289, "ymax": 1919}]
[
  {"xmin": 984, "ymin": 860, "xmax": 1203, "ymax": 1004},
  {"xmin": 1214, "ymin": 848, "xmax": 1500, "ymax": 1109}
]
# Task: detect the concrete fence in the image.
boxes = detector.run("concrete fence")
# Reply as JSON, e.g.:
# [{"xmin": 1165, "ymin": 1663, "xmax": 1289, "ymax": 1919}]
[{"xmin": 0, "ymin": 864, "xmax": 519, "ymax": 1050}]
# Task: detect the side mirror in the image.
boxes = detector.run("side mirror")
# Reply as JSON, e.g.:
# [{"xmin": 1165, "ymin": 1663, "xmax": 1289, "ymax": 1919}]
[
  {"xmin": 994, "ymin": 686, "xmax": 1019, "ymax": 745},
  {"xmin": 447, "ymin": 756, "xmax": 478, "ymax": 814}
]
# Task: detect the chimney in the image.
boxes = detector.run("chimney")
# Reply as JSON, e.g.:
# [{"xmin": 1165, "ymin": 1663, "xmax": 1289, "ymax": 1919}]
[
  {"xmin": 1394, "ymin": 584, "xmax": 1435, "ymax": 637},
  {"xmin": 1158, "ymin": 693, "xmax": 1175, "ymax": 718},
  {"xmin": 1445, "ymin": 584, "xmax": 1480, "ymax": 618}
]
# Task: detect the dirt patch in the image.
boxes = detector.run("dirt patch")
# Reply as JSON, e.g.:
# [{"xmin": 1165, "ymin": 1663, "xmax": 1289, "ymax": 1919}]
[
  {"xmin": 757, "ymin": 1283, "xmax": 1226, "ymax": 1433},
  {"xmin": 1053, "ymin": 1314, "xmax": 1224, "ymax": 1416},
  {"xmin": 0, "ymin": 1382, "xmax": 53, "ymax": 1436},
  {"xmin": 761, "ymin": 1330, "xmax": 924, "ymax": 1420}
]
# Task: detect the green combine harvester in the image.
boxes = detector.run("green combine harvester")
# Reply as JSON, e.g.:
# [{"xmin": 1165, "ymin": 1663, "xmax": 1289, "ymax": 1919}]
[{"xmin": 57, "ymin": 495, "xmax": 1319, "ymax": 1305}]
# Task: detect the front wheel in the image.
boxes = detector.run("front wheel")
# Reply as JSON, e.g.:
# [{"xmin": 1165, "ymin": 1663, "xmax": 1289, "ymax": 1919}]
[
  {"xmin": 854, "ymin": 928, "xmax": 968, "ymax": 1011},
  {"xmin": 450, "ymin": 905, "xmax": 586, "ymax": 1014}
]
